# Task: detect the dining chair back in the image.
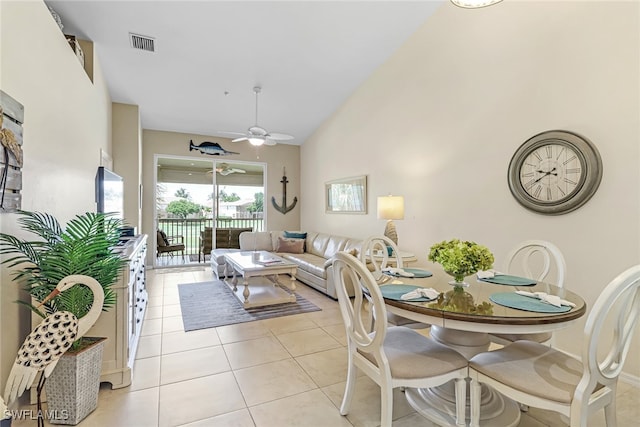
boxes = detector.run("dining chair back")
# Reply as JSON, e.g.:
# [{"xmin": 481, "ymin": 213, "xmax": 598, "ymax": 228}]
[
  {"xmin": 469, "ymin": 264, "xmax": 640, "ymax": 427},
  {"xmin": 503, "ymin": 239, "xmax": 566, "ymax": 287},
  {"xmin": 360, "ymin": 235, "xmax": 403, "ymax": 283},
  {"xmin": 359, "ymin": 235, "xmax": 427, "ymax": 329},
  {"xmin": 491, "ymin": 239, "xmax": 567, "ymax": 346},
  {"xmin": 332, "ymin": 251, "xmax": 468, "ymax": 427}
]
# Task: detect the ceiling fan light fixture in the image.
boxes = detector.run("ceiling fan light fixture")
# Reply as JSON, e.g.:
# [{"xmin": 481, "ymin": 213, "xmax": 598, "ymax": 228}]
[
  {"xmin": 248, "ymin": 137, "xmax": 265, "ymax": 146},
  {"xmin": 451, "ymin": 0, "xmax": 503, "ymax": 8}
]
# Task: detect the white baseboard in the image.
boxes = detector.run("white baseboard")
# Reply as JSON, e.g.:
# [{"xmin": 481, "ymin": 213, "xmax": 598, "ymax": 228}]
[{"xmin": 619, "ymin": 371, "xmax": 640, "ymax": 388}]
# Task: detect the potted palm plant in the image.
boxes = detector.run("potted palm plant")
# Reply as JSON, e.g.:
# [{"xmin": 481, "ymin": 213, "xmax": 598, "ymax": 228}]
[{"xmin": 0, "ymin": 211, "xmax": 126, "ymax": 425}]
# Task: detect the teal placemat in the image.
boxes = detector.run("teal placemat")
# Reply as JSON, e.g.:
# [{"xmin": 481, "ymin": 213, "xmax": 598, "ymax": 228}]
[
  {"xmin": 479, "ymin": 274, "xmax": 537, "ymax": 286},
  {"xmin": 404, "ymin": 268, "xmax": 433, "ymax": 278},
  {"xmin": 490, "ymin": 292, "xmax": 571, "ymax": 313},
  {"xmin": 383, "ymin": 268, "xmax": 433, "ymax": 278},
  {"xmin": 380, "ymin": 284, "xmax": 437, "ymax": 302}
]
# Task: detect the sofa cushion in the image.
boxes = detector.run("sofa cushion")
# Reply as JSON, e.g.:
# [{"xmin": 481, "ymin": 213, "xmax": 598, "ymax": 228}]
[
  {"xmin": 275, "ymin": 237, "xmax": 305, "ymax": 254},
  {"xmin": 281, "ymin": 253, "xmax": 327, "ymax": 279},
  {"xmin": 239, "ymin": 231, "xmax": 273, "ymax": 251},
  {"xmin": 309, "ymin": 233, "xmax": 331, "ymax": 257},
  {"xmin": 323, "ymin": 235, "xmax": 349, "ymax": 259}
]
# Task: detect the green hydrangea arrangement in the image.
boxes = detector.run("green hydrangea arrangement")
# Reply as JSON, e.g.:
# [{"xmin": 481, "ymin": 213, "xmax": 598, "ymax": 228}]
[{"xmin": 428, "ymin": 239, "xmax": 494, "ymax": 284}]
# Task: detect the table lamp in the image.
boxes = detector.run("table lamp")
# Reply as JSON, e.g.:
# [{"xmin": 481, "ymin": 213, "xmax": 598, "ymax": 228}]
[{"xmin": 377, "ymin": 195, "xmax": 404, "ymax": 245}]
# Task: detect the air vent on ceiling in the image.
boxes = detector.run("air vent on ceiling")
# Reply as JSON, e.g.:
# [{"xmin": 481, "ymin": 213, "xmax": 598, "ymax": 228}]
[{"xmin": 129, "ymin": 33, "xmax": 155, "ymax": 52}]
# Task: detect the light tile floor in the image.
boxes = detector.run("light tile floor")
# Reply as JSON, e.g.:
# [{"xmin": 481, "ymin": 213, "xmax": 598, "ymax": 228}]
[{"xmin": 13, "ymin": 266, "xmax": 640, "ymax": 426}]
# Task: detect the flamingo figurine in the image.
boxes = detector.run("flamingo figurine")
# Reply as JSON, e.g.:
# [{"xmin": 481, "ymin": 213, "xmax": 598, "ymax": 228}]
[{"xmin": 3, "ymin": 275, "xmax": 104, "ymax": 427}]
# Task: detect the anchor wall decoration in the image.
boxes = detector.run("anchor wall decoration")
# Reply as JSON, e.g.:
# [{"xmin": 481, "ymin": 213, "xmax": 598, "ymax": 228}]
[{"xmin": 271, "ymin": 167, "xmax": 298, "ymax": 214}]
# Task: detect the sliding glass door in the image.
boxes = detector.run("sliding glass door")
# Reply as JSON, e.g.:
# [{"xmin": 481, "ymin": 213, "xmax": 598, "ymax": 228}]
[{"xmin": 154, "ymin": 156, "xmax": 265, "ymax": 268}]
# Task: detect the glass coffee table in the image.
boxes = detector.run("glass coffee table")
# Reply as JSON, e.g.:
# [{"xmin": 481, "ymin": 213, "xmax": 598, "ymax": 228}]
[{"xmin": 223, "ymin": 251, "xmax": 298, "ymax": 308}]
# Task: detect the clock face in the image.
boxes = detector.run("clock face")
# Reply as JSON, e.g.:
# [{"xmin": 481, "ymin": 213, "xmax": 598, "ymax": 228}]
[
  {"xmin": 519, "ymin": 143, "xmax": 584, "ymax": 203},
  {"xmin": 508, "ymin": 131, "xmax": 602, "ymax": 215}
]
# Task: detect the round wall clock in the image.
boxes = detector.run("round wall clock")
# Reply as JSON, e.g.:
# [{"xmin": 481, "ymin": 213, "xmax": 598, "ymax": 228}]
[{"xmin": 507, "ymin": 130, "xmax": 602, "ymax": 215}]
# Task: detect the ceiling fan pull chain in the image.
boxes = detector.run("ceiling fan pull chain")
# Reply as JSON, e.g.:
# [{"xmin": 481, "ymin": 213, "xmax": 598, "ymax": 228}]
[{"xmin": 254, "ymin": 86, "xmax": 260, "ymax": 127}]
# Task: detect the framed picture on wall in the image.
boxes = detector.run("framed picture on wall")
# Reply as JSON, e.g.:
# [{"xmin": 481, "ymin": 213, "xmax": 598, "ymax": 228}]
[{"xmin": 325, "ymin": 175, "xmax": 367, "ymax": 214}]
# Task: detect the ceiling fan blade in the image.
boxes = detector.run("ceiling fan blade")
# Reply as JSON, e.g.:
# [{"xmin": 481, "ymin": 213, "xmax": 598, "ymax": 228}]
[
  {"xmin": 216, "ymin": 131, "xmax": 247, "ymax": 136},
  {"xmin": 264, "ymin": 138, "xmax": 277, "ymax": 146},
  {"xmin": 231, "ymin": 168, "xmax": 246, "ymax": 174},
  {"xmin": 267, "ymin": 132, "xmax": 294, "ymax": 141},
  {"xmin": 232, "ymin": 137, "xmax": 248, "ymax": 143}
]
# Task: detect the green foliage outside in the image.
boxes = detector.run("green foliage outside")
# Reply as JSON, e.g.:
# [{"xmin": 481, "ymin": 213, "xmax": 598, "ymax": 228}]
[
  {"xmin": 247, "ymin": 192, "xmax": 264, "ymax": 213},
  {"xmin": 218, "ymin": 189, "xmax": 240, "ymax": 202},
  {"xmin": 166, "ymin": 199, "xmax": 203, "ymax": 219},
  {"xmin": 174, "ymin": 188, "xmax": 190, "ymax": 199}
]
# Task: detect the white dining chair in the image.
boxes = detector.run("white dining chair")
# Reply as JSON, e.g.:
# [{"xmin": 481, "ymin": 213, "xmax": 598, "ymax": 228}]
[
  {"xmin": 490, "ymin": 239, "xmax": 567, "ymax": 346},
  {"xmin": 332, "ymin": 251, "xmax": 468, "ymax": 427},
  {"xmin": 469, "ymin": 264, "xmax": 640, "ymax": 427},
  {"xmin": 359, "ymin": 235, "xmax": 428, "ymax": 329}
]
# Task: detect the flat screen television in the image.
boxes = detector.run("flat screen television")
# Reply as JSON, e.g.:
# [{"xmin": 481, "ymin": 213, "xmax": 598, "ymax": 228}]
[{"xmin": 95, "ymin": 166, "xmax": 124, "ymax": 220}]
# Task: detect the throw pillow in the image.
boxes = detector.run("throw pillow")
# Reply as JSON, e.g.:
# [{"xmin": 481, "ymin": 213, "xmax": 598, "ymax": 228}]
[
  {"xmin": 284, "ymin": 231, "xmax": 307, "ymax": 240},
  {"xmin": 276, "ymin": 237, "xmax": 305, "ymax": 254},
  {"xmin": 284, "ymin": 231, "xmax": 307, "ymax": 251}
]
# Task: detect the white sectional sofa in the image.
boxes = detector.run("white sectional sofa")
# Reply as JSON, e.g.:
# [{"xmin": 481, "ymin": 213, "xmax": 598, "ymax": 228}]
[{"xmin": 211, "ymin": 230, "xmax": 361, "ymax": 299}]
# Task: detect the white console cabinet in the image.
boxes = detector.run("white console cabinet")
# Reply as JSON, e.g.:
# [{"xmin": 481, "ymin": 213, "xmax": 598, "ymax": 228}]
[{"xmin": 90, "ymin": 234, "xmax": 148, "ymax": 389}]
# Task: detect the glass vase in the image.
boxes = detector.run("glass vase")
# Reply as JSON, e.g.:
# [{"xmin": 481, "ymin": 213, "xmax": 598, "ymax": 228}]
[{"xmin": 446, "ymin": 271, "xmax": 470, "ymax": 287}]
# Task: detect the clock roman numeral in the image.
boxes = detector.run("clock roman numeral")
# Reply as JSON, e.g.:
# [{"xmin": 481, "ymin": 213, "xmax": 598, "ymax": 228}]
[
  {"xmin": 557, "ymin": 186, "xmax": 566, "ymax": 197},
  {"xmin": 533, "ymin": 151, "xmax": 543, "ymax": 162},
  {"xmin": 533, "ymin": 185, "xmax": 542, "ymax": 198},
  {"xmin": 565, "ymin": 167, "xmax": 581, "ymax": 174},
  {"xmin": 545, "ymin": 146, "xmax": 553, "ymax": 158},
  {"xmin": 523, "ymin": 179, "xmax": 536, "ymax": 190},
  {"xmin": 563, "ymin": 155, "xmax": 577, "ymax": 165},
  {"xmin": 556, "ymin": 147, "xmax": 566, "ymax": 160},
  {"xmin": 521, "ymin": 172, "xmax": 535, "ymax": 178},
  {"xmin": 564, "ymin": 177, "xmax": 577, "ymax": 185},
  {"xmin": 546, "ymin": 187, "xmax": 552, "ymax": 200}
]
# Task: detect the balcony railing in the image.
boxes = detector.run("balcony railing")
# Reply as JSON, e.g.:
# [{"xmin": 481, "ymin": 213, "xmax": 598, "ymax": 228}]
[{"xmin": 156, "ymin": 217, "xmax": 264, "ymax": 263}]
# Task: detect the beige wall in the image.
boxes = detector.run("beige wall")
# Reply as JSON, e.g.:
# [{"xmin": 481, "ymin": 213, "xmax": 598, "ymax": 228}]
[
  {"xmin": 142, "ymin": 130, "xmax": 300, "ymax": 265},
  {"xmin": 112, "ymin": 102, "xmax": 142, "ymax": 231},
  {"xmin": 301, "ymin": 1, "xmax": 640, "ymax": 379},
  {"xmin": 0, "ymin": 1, "xmax": 113, "ymax": 389}
]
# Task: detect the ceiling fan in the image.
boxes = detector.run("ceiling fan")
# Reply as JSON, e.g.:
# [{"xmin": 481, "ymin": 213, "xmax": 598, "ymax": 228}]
[
  {"xmin": 208, "ymin": 163, "xmax": 246, "ymax": 176},
  {"xmin": 220, "ymin": 86, "xmax": 294, "ymax": 146}
]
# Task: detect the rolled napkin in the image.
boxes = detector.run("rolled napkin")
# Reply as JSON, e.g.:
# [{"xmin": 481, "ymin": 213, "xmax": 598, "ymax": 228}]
[
  {"xmin": 382, "ymin": 267, "xmax": 415, "ymax": 278},
  {"xmin": 476, "ymin": 269, "xmax": 504, "ymax": 279},
  {"xmin": 400, "ymin": 287, "xmax": 440, "ymax": 301},
  {"xmin": 515, "ymin": 290, "xmax": 576, "ymax": 308}
]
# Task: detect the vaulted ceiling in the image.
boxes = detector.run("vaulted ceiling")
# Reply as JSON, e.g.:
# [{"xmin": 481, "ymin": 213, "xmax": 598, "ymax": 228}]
[{"xmin": 46, "ymin": 0, "xmax": 442, "ymax": 145}]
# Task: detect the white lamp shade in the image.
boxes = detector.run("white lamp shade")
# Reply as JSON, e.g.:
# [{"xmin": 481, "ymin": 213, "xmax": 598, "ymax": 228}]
[
  {"xmin": 451, "ymin": 0, "xmax": 503, "ymax": 8},
  {"xmin": 377, "ymin": 196, "xmax": 404, "ymax": 220}
]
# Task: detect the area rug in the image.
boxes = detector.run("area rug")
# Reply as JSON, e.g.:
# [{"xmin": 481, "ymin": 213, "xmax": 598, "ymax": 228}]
[{"xmin": 178, "ymin": 280, "xmax": 322, "ymax": 331}]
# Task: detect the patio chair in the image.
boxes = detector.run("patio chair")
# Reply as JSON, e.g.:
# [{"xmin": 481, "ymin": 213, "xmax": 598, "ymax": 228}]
[
  {"xmin": 199, "ymin": 227, "xmax": 213, "ymax": 262},
  {"xmin": 156, "ymin": 230, "xmax": 185, "ymax": 259}
]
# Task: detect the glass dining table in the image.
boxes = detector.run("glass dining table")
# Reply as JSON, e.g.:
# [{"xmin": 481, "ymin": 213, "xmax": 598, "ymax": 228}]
[{"xmin": 378, "ymin": 270, "xmax": 587, "ymax": 427}]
